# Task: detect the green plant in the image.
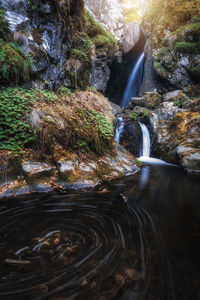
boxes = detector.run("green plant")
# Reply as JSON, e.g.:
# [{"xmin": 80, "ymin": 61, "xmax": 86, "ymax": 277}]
[
  {"xmin": 70, "ymin": 48, "xmax": 89, "ymax": 63},
  {"xmin": 136, "ymin": 158, "xmax": 144, "ymax": 166},
  {"xmin": 0, "ymin": 39, "xmax": 33, "ymax": 83},
  {"xmin": 40, "ymin": 90, "xmax": 58, "ymax": 102},
  {"xmin": 0, "ymin": 87, "xmax": 36, "ymax": 151},
  {"xmin": 86, "ymin": 86, "xmax": 97, "ymax": 93},
  {"xmin": 57, "ymin": 86, "xmax": 72, "ymax": 96},
  {"xmin": 130, "ymin": 112, "xmax": 138, "ymax": 121},
  {"xmin": 175, "ymin": 41, "xmax": 200, "ymax": 54},
  {"xmin": 75, "ymin": 108, "xmax": 114, "ymax": 154}
]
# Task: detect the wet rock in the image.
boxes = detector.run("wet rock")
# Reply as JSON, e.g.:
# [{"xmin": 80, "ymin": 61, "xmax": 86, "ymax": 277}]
[
  {"xmin": 176, "ymin": 146, "xmax": 200, "ymax": 174},
  {"xmin": 90, "ymin": 57, "xmax": 111, "ymax": 92},
  {"xmin": 118, "ymin": 117, "xmax": 142, "ymax": 157},
  {"xmin": 129, "ymin": 97, "xmax": 145, "ymax": 108},
  {"xmin": 181, "ymin": 152, "xmax": 200, "ymax": 174},
  {"xmin": 139, "ymin": 40, "xmax": 157, "ymax": 96},
  {"xmin": 109, "ymin": 102, "xmax": 122, "ymax": 118},
  {"xmin": 22, "ymin": 162, "xmax": 53, "ymax": 179}
]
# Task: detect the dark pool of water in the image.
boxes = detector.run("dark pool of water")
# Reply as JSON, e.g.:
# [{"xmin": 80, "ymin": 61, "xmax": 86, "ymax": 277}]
[{"xmin": 0, "ymin": 164, "xmax": 200, "ymax": 300}]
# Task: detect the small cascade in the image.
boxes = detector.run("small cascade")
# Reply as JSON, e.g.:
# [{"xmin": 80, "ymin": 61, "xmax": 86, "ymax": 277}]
[
  {"xmin": 114, "ymin": 116, "xmax": 124, "ymax": 144},
  {"xmin": 139, "ymin": 122, "xmax": 176, "ymax": 166},
  {"xmin": 139, "ymin": 122, "xmax": 150, "ymax": 157},
  {"xmin": 121, "ymin": 52, "xmax": 145, "ymax": 108}
]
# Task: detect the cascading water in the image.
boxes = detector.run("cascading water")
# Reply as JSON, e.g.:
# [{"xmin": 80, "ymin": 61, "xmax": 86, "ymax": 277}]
[
  {"xmin": 114, "ymin": 116, "xmax": 125, "ymax": 143},
  {"xmin": 121, "ymin": 52, "xmax": 145, "ymax": 108},
  {"xmin": 139, "ymin": 122, "xmax": 150, "ymax": 157},
  {"xmin": 115, "ymin": 51, "xmax": 145, "ymax": 144},
  {"xmin": 139, "ymin": 122, "xmax": 176, "ymax": 166}
]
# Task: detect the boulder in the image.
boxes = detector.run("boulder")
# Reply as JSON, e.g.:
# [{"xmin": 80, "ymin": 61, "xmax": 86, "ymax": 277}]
[
  {"xmin": 117, "ymin": 117, "xmax": 142, "ymax": 157},
  {"xmin": 163, "ymin": 90, "xmax": 181, "ymax": 102},
  {"xmin": 58, "ymin": 145, "xmax": 139, "ymax": 189},
  {"xmin": 144, "ymin": 92, "xmax": 161, "ymax": 108},
  {"xmin": 58, "ymin": 161, "xmax": 75, "ymax": 178},
  {"xmin": 129, "ymin": 97, "xmax": 145, "ymax": 108},
  {"xmin": 22, "ymin": 162, "xmax": 53, "ymax": 179}
]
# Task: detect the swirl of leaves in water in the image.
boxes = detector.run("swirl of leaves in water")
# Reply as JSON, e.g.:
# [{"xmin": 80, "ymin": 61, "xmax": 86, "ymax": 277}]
[{"xmin": 0, "ymin": 187, "xmax": 158, "ymax": 300}]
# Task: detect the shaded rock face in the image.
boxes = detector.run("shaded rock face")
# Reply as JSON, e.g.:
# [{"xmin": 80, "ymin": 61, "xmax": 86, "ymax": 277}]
[
  {"xmin": 0, "ymin": 0, "xmax": 117, "ymax": 91},
  {"xmin": 85, "ymin": 0, "xmax": 124, "ymax": 41},
  {"xmin": 153, "ymin": 49, "xmax": 198, "ymax": 92},
  {"xmin": 139, "ymin": 40, "xmax": 157, "ymax": 96},
  {"xmin": 0, "ymin": 0, "xmax": 72, "ymax": 89},
  {"xmin": 90, "ymin": 57, "xmax": 111, "ymax": 92},
  {"xmin": 118, "ymin": 116, "xmax": 142, "ymax": 157},
  {"xmin": 0, "ymin": 145, "xmax": 139, "ymax": 198}
]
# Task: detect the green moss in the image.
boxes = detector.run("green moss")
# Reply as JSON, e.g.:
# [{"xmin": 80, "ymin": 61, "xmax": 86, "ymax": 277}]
[
  {"xmin": 0, "ymin": 8, "xmax": 9, "ymax": 39},
  {"xmin": 0, "ymin": 87, "xmax": 36, "ymax": 152},
  {"xmin": 85, "ymin": 11, "xmax": 117, "ymax": 49},
  {"xmin": 70, "ymin": 11, "xmax": 117, "ymax": 65},
  {"xmin": 57, "ymin": 86, "xmax": 72, "ymax": 96},
  {"xmin": 0, "ymin": 39, "xmax": 33, "ymax": 83},
  {"xmin": 130, "ymin": 112, "xmax": 138, "ymax": 121},
  {"xmin": 175, "ymin": 41, "xmax": 200, "ymax": 54},
  {"xmin": 70, "ymin": 48, "xmax": 90, "ymax": 63},
  {"xmin": 74, "ymin": 108, "xmax": 114, "ymax": 154}
]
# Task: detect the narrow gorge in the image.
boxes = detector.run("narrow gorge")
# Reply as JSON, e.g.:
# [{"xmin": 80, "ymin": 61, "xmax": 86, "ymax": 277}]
[{"xmin": 0, "ymin": 1, "xmax": 200, "ymax": 299}]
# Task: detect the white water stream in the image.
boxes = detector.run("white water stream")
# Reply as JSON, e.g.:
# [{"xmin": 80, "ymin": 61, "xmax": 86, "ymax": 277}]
[
  {"xmin": 138, "ymin": 122, "xmax": 175, "ymax": 166},
  {"xmin": 114, "ymin": 116, "xmax": 125, "ymax": 144},
  {"xmin": 121, "ymin": 52, "xmax": 145, "ymax": 108}
]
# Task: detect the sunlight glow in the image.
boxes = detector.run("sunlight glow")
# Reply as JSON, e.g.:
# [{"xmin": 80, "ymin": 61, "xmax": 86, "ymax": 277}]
[{"xmin": 122, "ymin": 0, "xmax": 149, "ymax": 23}]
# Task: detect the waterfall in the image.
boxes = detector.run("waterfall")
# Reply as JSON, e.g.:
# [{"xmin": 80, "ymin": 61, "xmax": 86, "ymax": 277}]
[
  {"xmin": 121, "ymin": 52, "xmax": 145, "ymax": 108},
  {"xmin": 114, "ymin": 116, "xmax": 124, "ymax": 144},
  {"xmin": 139, "ymin": 122, "xmax": 150, "ymax": 157},
  {"xmin": 139, "ymin": 122, "xmax": 176, "ymax": 166}
]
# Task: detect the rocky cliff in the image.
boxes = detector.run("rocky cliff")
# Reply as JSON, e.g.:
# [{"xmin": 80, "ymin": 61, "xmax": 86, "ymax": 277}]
[
  {"xmin": 135, "ymin": 0, "xmax": 200, "ymax": 174},
  {"xmin": 0, "ymin": 0, "xmax": 119, "ymax": 92}
]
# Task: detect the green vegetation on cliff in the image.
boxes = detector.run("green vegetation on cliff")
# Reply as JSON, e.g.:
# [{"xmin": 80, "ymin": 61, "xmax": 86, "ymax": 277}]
[
  {"xmin": 0, "ymin": 88, "xmax": 114, "ymax": 156},
  {"xmin": 0, "ymin": 39, "xmax": 33, "ymax": 84},
  {"xmin": 69, "ymin": 10, "xmax": 117, "ymax": 83},
  {"xmin": 0, "ymin": 8, "xmax": 33, "ymax": 84},
  {"xmin": 144, "ymin": 0, "xmax": 200, "ymax": 49},
  {"xmin": 0, "ymin": 88, "xmax": 35, "ymax": 151}
]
